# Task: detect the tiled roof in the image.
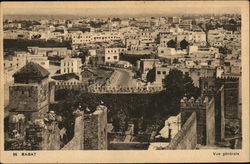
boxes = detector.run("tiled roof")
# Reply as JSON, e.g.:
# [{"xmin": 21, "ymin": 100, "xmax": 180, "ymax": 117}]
[{"xmin": 13, "ymin": 62, "xmax": 50, "ymax": 78}]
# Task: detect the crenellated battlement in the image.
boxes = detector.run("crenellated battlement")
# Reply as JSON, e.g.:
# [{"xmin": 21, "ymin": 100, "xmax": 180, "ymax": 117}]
[
  {"xmin": 180, "ymin": 96, "xmax": 209, "ymax": 108},
  {"xmin": 87, "ymin": 85, "xmax": 164, "ymax": 94},
  {"xmin": 216, "ymin": 76, "xmax": 239, "ymax": 81},
  {"xmin": 199, "ymin": 76, "xmax": 239, "ymax": 84},
  {"xmin": 55, "ymin": 83, "xmax": 164, "ymax": 94},
  {"xmin": 180, "ymin": 95, "xmax": 215, "ymax": 145},
  {"xmin": 199, "ymin": 76, "xmax": 214, "ymax": 80}
]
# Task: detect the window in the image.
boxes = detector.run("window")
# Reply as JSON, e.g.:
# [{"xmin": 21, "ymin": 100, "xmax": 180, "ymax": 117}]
[
  {"xmin": 161, "ymin": 50, "xmax": 164, "ymax": 53},
  {"xmin": 107, "ymin": 57, "xmax": 110, "ymax": 60},
  {"xmin": 157, "ymin": 71, "xmax": 161, "ymax": 75},
  {"xmin": 114, "ymin": 56, "xmax": 117, "ymax": 60},
  {"xmin": 163, "ymin": 71, "xmax": 166, "ymax": 74}
]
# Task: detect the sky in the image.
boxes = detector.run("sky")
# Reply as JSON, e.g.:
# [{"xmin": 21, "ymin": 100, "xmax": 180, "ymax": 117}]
[{"xmin": 2, "ymin": 1, "xmax": 241, "ymax": 16}]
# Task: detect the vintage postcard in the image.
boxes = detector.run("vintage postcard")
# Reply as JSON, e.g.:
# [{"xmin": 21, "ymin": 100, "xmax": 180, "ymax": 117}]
[{"xmin": 0, "ymin": 1, "xmax": 249, "ymax": 163}]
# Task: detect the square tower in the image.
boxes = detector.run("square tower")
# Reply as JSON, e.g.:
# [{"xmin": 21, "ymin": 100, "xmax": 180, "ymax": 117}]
[
  {"xmin": 9, "ymin": 62, "xmax": 51, "ymax": 120},
  {"xmin": 180, "ymin": 96, "xmax": 215, "ymax": 145}
]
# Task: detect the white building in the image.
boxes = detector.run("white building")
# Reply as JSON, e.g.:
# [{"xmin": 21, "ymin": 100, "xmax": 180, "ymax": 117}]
[
  {"xmin": 92, "ymin": 32, "xmax": 121, "ymax": 43},
  {"xmin": 188, "ymin": 45, "xmax": 199, "ymax": 53},
  {"xmin": 104, "ymin": 48, "xmax": 121, "ymax": 63},
  {"xmin": 89, "ymin": 49, "xmax": 97, "ymax": 56},
  {"xmin": 190, "ymin": 32, "xmax": 206, "ymax": 43},
  {"xmin": 71, "ymin": 31, "xmax": 93, "ymax": 44},
  {"xmin": 126, "ymin": 38, "xmax": 140, "ymax": 50},
  {"xmin": 158, "ymin": 47, "xmax": 176, "ymax": 57},
  {"xmin": 71, "ymin": 31, "xmax": 122, "ymax": 45},
  {"xmin": 159, "ymin": 113, "xmax": 181, "ymax": 139},
  {"xmin": 27, "ymin": 55, "xmax": 50, "ymax": 70},
  {"xmin": 158, "ymin": 47, "xmax": 187, "ymax": 58},
  {"xmin": 4, "ymin": 52, "xmax": 49, "ymax": 70},
  {"xmin": 60, "ymin": 58, "xmax": 82, "ymax": 74}
]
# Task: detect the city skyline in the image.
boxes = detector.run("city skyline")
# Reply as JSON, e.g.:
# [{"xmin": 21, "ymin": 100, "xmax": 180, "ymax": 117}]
[{"xmin": 3, "ymin": 1, "xmax": 241, "ymax": 17}]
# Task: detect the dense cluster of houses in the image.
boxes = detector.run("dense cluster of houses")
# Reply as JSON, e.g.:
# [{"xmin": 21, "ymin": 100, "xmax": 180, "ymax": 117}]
[{"xmin": 4, "ymin": 14, "xmax": 241, "ymax": 89}]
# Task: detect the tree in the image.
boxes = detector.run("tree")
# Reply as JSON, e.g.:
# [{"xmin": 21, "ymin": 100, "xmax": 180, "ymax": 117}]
[
  {"xmin": 219, "ymin": 46, "xmax": 232, "ymax": 55},
  {"xmin": 146, "ymin": 67, "xmax": 156, "ymax": 83},
  {"xmin": 162, "ymin": 69, "xmax": 200, "ymax": 113},
  {"xmin": 229, "ymin": 19, "xmax": 237, "ymax": 25},
  {"xmin": 72, "ymin": 48, "xmax": 90, "ymax": 64},
  {"xmin": 183, "ymin": 72, "xmax": 200, "ymax": 98},
  {"xmin": 167, "ymin": 39, "xmax": 177, "ymax": 48},
  {"xmin": 180, "ymin": 39, "xmax": 189, "ymax": 50},
  {"xmin": 191, "ymin": 19, "xmax": 196, "ymax": 25},
  {"xmin": 113, "ymin": 109, "xmax": 128, "ymax": 133},
  {"xmin": 173, "ymin": 58, "xmax": 179, "ymax": 64},
  {"xmin": 111, "ymin": 18, "xmax": 121, "ymax": 22},
  {"xmin": 163, "ymin": 69, "xmax": 185, "ymax": 99}
]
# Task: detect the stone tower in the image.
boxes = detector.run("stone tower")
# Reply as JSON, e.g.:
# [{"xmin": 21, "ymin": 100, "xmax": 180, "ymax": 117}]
[
  {"xmin": 83, "ymin": 104, "xmax": 108, "ymax": 150},
  {"xmin": 180, "ymin": 96, "xmax": 215, "ymax": 146},
  {"xmin": 9, "ymin": 62, "xmax": 51, "ymax": 120},
  {"xmin": 200, "ymin": 77, "xmax": 225, "ymax": 142},
  {"xmin": 6, "ymin": 62, "xmax": 60, "ymax": 150}
]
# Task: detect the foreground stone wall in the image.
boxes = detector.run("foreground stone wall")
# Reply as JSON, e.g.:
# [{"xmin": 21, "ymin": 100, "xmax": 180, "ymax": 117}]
[
  {"xmin": 206, "ymin": 97, "xmax": 215, "ymax": 145},
  {"xmin": 62, "ymin": 115, "xmax": 84, "ymax": 150},
  {"xmin": 166, "ymin": 112, "xmax": 197, "ymax": 150},
  {"xmin": 215, "ymin": 85, "xmax": 225, "ymax": 142},
  {"xmin": 62, "ymin": 105, "xmax": 107, "ymax": 150},
  {"xmin": 84, "ymin": 105, "xmax": 108, "ymax": 150}
]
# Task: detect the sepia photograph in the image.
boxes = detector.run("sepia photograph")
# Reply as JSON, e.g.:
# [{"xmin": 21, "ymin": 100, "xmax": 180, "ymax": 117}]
[{"xmin": 0, "ymin": 1, "xmax": 249, "ymax": 163}]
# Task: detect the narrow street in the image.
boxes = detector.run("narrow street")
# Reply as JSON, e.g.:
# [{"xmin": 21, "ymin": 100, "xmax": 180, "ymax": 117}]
[{"xmin": 108, "ymin": 68, "xmax": 137, "ymax": 88}]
